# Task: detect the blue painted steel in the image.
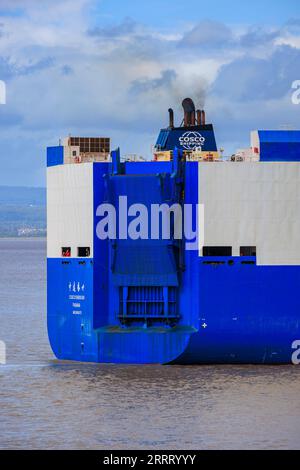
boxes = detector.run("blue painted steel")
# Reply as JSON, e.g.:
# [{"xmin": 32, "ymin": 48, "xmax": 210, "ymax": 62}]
[
  {"xmin": 111, "ymin": 147, "xmax": 122, "ymax": 175},
  {"xmin": 258, "ymin": 130, "xmax": 300, "ymax": 161},
  {"xmin": 112, "ymin": 245, "xmax": 179, "ymax": 286},
  {"xmin": 47, "ymin": 257, "xmax": 98, "ymax": 362},
  {"xmin": 125, "ymin": 161, "xmax": 172, "ymax": 174},
  {"xmin": 47, "ymin": 159, "xmax": 300, "ymax": 364},
  {"xmin": 106, "ymin": 172, "xmax": 180, "ymax": 289},
  {"xmin": 93, "ymin": 162, "xmax": 109, "ymax": 330},
  {"xmin": 47, "ymin": 146, "xmax": 64, "ymax": 167},
  {"xmin": 155, "ymin": 126, "xmax": 217, "ymax": 152},
  {"xmin": 156, "ymin": 130, "xmax": 169, "ymax": 148},
  {"xmin": 176, "ymin": 257, "xmax": 300, "ymax": 364},
  {"xmin": 259, "ymin": 130, "xmax": 300, "ymax": 143}
]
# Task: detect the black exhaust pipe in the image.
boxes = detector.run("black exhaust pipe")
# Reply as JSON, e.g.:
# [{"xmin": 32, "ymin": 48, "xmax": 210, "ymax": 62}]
[
  {"xmin": 168, "ymin": 108, "xmax": 174, "ymax": 128},
  {"xmin": 182, "ymin": 98, "xmax": 196, "ymax": 127}
]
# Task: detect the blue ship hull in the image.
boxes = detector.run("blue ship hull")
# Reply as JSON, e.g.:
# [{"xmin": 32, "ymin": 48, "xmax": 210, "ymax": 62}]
[
  {"xmin": 47, "ymin": 257, "xmax": 300, "ymax": 364},
  {"xmin": 47, "ymin": 159, "xmax": 300, "ymax": 364}
]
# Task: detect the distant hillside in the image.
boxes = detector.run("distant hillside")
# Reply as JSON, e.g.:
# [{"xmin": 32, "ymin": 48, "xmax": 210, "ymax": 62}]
[{"xmin": 0, "ymin": 186, "xmax": 46, "ymax": 237}]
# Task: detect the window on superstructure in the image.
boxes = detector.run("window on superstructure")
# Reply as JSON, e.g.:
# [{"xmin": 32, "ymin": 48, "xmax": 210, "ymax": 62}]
[
  {"xmin": 62, "ymin": 247, "xmax": 71, "ymax": 257},
  {"xmin": 77, "ymin": 247, "xmax": 90, "ymax": 257},
  {"xmin": 240, "ymin": 246, "xmax": 256, "ymax": 257},
  {"xmin": 202, "ymin": 247, "xmax": 232, "ymax": 256}
]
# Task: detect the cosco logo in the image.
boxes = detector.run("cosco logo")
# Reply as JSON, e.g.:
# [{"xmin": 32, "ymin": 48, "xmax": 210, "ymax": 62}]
[{"xmin": 179, "ymin": 131, "xmax": 205, "ymax": 150}]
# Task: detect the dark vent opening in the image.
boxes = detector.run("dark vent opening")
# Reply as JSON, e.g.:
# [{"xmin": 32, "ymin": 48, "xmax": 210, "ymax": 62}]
[
  {"xmin": 203, "ymin": 246, "xmax": 232, "ymax": 257},
  {"xmin": 202, "ymin": 261, "xmax": 226, "ymax": 265},
  {"xmin": 240, "ymin": 246, "xmax": 256, "ymax": 257},
  {"xmin": 78, "ymin": 247, "xmax": 90, "ymax": 257}
]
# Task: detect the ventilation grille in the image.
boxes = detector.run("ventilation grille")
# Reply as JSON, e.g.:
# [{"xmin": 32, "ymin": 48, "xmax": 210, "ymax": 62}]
[{"xmin": 119, "ymin": 286, "xmax": 179, "ymax": 325}]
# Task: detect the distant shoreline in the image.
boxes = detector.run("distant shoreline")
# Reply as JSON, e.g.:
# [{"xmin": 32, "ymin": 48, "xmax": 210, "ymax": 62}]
[{"xmin": 0, "ymin": 237, "xmax": 46, "ymax": 240}]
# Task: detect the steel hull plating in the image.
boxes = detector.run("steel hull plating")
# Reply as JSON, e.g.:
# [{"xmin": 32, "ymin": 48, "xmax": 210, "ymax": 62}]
[
  {"xmin": 46, "ymin": 161, "xmax": 300, "ymax": 364},
  {"xmin": 47, "ymin": 257, "xmax": 300, "ymax": 364}
]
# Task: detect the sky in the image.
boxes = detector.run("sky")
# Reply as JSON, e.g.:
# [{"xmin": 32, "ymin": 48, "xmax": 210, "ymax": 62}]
[{"xmin": 0, "ymin": 0, "xmax": 299, "ymax": 186}]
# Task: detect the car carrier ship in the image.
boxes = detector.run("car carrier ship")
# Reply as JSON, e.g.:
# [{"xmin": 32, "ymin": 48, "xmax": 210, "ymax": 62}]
[{"xmin": 47, "ymin": 98, "xmax": 300, "ymax": 364}]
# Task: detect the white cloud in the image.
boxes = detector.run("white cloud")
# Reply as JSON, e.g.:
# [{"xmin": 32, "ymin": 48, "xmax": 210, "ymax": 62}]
[{"xmin": 0, "ymin": 2, "xmax": 299, "ymax": 184}]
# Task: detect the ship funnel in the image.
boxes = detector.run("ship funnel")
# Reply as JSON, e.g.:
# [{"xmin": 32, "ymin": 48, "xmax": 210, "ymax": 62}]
[
  {"xmin": 196, "ymin": 109, "xmax": 202, "ymax": 125},
  {"xmin": 196, "ymin": 109, "xmax": 206, "ymax": 126},
  {"xmin": 168, "ymin": 108, "xmax": 174, "ymax": 128},
  {"xmin": 182, "ymin": 98, "xmax": 196, "ymax": 127},
  {"xmin": 201, "ymin": 110, "xmax": 206, "ymax": 126},
  {"xmin": 190, "ymin": 110, "xmax": 196, "ymax": 126}
]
